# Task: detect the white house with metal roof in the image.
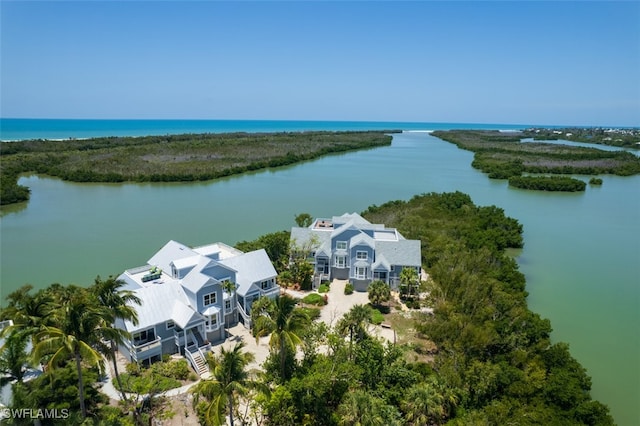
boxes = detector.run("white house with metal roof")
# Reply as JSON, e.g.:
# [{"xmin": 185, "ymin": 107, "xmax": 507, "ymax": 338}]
[
  {"xmin": 116, "ymin": 240, "xmax": 280, "ymax": 372},
  {"xmin": 290, "ymin": 213, "xmax": 422, "ymax": 292}
]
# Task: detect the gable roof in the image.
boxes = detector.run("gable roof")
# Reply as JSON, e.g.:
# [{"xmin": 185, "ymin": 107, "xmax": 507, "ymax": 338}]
[
  {"xmin": 148, "ymin": 240, "xmax": 196, "ymax": 273},
  {"xmin": 124, "ymin": 281, "xmax": 194, "ymax": 333},
  {"xmin": 219, "ymin": 249, "xmax": 277, "ymax": 297}
]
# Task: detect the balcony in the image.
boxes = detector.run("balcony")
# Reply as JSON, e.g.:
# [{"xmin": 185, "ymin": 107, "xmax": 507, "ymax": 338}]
[
  {"xmin": 261, "ymin": 285, "xmax": 281, "ymax": 298},
  {"xmin": 126, "ymin": 336, "xmax": 162, "ymax": 362}
]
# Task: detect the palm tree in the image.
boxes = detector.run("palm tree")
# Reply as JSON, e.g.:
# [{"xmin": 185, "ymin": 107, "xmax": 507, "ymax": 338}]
[
  {"xmin": 337, "ymin": 389, "xmax": 401, "ymax": 426},
  {"xmin": 221, "ymin": 280, "xmax": 237, "ymax": 338},
  {"xmin": 1, "ymin": 285, "xmax": 53, "ymax": 343},
  {"xmin": 253, "ymin": 295, "xmax": 309, "ymax": 380},
  {"xmin": 399, "ymin": 267, "xmax": 419, "ymax": 298},
  {"xmin": 0, "ymin": 286, "xmax": 53, "ymax": 385},
  {"xmin": 32, "ymin": 286, "xmax": 126, "ymax": 419},
  {"xmin": 336, "ymin": 304, "xmax": 371, "ymax": 360},
  {"xmin": 401, "ymin": 380, "xmax": 446, "ymax": 425},
  {"xmin": 367, "ymin": 280, "xmax": 391, "ymax": 308},
  {"xmin": 91, "ymin": 275, "xmax": 141, "ymax": 400},
  {"xmin": 192, "ymin": 341, "xmax": 259, "ymax": 426}
]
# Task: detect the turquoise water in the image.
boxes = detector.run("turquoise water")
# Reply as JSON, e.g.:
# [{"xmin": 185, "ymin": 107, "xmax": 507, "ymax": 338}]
[
  {"xmin": 0, "ymin": 118, "xmax": 531, "ymax": 141},
  {"xmin": 0, "ymin": 122, "xmax": 638, "ymax": 424}
]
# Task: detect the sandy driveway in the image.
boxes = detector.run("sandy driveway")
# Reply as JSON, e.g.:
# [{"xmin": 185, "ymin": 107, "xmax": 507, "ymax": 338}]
[{"xmin": 212, "ymin": 279, "xmax": 395, "ymax": 370}]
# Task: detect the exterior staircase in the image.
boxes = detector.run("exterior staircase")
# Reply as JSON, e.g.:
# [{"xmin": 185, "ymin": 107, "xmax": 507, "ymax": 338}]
[{"xmin": 187, "ymin": 348, "xmax": 209, "ymax": 377}]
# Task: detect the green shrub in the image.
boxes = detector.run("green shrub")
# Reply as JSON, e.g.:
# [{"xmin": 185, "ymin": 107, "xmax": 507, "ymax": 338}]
[
  {"xmin": 344, "ymin": 283, "xmax": 354, "ymax": 295},
  {"xmin": 299, "ymin": 307, "xmax": 321, "ymax": 321},
  {"xmin": 125, "ymin": 362, "xmax": 141, "ymax": 376},
  {"xmin": 370, "ymin": 309, "xmax": 385, "ymax": 325},
  {"xmin": 318, "ymin": 284, "xmax": 330, "ymax": 293},
  {"xmin": 302, "ymin": 293, "xmax": 327, "ymax": 306}
]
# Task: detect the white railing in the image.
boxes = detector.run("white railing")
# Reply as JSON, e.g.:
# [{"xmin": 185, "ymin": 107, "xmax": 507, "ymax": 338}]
[
  {"xmin": 261, "ymin": 286, "xmax": 281, "ymax": 298},
  {"xmin": 237, "ymin": 303, "xmax": 251, "ymax": 328},
  {"xmin": 129, "ymin": 336, "xmax": 161, "ymax": 354},
  {"xmin": 184, "ymin": 349, "xmax": 197, "ymax": 371}
]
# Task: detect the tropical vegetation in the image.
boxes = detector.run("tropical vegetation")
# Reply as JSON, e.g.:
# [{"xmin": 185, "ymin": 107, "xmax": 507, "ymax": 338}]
[
  {"xmin": 431, "ymin": 130, "xmax": 640, "ymax": 189},
  {"xmin": 509, "ymin": 175, "xmax": 587, "ymax": 191},
  {"xmin": 0, "ymin": 191, "xmax": 613, "ymax": 424},
  {"xmin": 0, "ymin": 131, "xmax": 395, "ymax": 205}
]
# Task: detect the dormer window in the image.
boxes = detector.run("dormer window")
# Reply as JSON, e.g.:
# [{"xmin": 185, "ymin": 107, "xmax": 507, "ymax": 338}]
[
  {"xmin": 356, "ymin": 251, "xmax": 368, "ymax": 260},
  {"xmin": 336, "ymin": 241, "xmax": 347, "ymax": 250}
]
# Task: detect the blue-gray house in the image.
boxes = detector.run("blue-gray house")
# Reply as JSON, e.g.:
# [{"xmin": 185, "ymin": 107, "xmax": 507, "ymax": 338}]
[
  {"xmin": 290, "ymin": 213, "xmax": 422, "ymax": 292},
  {"xmin": 116, "ymin": 240, "xmax": 280, "ymax": 375}
]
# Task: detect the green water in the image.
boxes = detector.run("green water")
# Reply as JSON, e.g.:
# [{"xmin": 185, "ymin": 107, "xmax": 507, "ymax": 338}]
[{"xmin": 1, "ymin": 132, "xmax": 638, "ymax": 424}]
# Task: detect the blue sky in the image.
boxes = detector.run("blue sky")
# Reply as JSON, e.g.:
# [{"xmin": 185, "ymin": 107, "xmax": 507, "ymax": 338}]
[{"xmin": 1, "ymin": 1, "xmax": 639, "ymax": 126}]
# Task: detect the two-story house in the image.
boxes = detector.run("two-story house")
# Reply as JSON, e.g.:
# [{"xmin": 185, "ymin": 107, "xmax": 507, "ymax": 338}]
[
  {"xmin": 290, "ymin": 213, "xmax": 422, "ymax": 292},
  {"xmin": 116, "ymin": 240, "xmax": 280, "ymax": 373}
]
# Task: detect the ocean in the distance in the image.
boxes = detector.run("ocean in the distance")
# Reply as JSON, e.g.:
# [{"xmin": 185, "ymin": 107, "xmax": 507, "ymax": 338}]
[{"xmin": 0, "ymin": 118, "xmax": 535, "ymax": 141}]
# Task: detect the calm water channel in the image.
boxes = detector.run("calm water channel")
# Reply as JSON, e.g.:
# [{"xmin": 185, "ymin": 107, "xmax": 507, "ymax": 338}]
[{"xmin": 1, "ymin": 132, "xmax": 638, "ymax": 424}]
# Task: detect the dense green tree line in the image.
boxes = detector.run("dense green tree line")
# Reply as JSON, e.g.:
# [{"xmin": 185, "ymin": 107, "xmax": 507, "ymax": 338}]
[
  {"xmin": 432, "ymin": 130, "xmax": 640, "ymax": 187},
  {"xmin": 362, "ymin": 192, "xmax": 612, "ymax": 424},
  {"xmin": 0, "ymin": 131, "xmax": 395, "ymax": 205},
  {"xmin": 509, "ymin": 176, "xmax": 587, "ymax": 192}
]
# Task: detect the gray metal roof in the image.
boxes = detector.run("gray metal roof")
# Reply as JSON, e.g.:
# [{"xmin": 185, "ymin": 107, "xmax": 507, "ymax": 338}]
[
  {"xmin": 372, "ymin": 254, "xmax": 391, "ymax": 271},
  {"xmin": 124, "ymin": 280, "xmax": 194, "ymax": 333},
  {"xmin": 148, "ymin": 240, "xmax": 196, "ymax": 274},
  {"xmin": 218, "ymin": 249, "xmax": 277, "ymax": 297}
]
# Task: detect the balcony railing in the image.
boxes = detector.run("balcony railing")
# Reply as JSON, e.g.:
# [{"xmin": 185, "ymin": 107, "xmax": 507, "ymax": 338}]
[
  {"xmin": 128, "ymin": 336, "xmax": 162, "ymax": 354},
  {"xmin": 261, "ymin": 286, "xmax": 281, "ymax": 298}
]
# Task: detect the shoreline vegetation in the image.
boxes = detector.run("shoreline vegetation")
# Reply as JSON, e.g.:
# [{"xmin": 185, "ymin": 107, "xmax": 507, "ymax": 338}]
[
  {"xmin": 522, "ymin": 127, "xmax": 640, "ymax": 149},
  {"xmin": 0, "ymin": 192, "xmax": 613, "ymax": 424},
  {"xmin": 0, "ymin": 130, "xmax": 397, "ymax": 206},
  {"xmin": 432, "ymin": 130, "xmax": 640, "ymax": 192}
]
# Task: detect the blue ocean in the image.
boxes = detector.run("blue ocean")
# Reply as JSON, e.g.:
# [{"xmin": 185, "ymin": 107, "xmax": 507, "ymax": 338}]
[{"xmin": 0, "ymin": 118, "xmax": 534, "ymax": 141}]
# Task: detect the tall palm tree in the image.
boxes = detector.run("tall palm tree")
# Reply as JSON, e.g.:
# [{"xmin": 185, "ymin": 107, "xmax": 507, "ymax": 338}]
[
  {"xmin": 253, "ymin": 295, "xmax": 309, "ymax": 380},
  {"xmin": 1, "ymin": 285, "xmax": 53, "ymax": 343},
  {"xmin": 221, "ymin": 280, "xmax": 237, "ymax": 338},
  {"xmin": 192, "ymin": 341, "xmax": 258, "ymax": 426},
  {"xmin": 91, "ymin": 275, "xmax": 141, "ymax": 400},
  {"xmin": 32, "ymin": 285, "xmax": 127, "ymax": 419},
  {"xmin": 337, "ymin": 304, "xmax": 371, "ymax": 360}
]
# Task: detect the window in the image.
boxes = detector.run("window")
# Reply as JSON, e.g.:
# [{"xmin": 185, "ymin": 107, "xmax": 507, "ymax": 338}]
[
  {"xmin": 336, "ymin": 241, "xmax": 347, "ymax": 250},
  {"xmin": 133, "ymin": 328, "xmax": 155, "ymax": 345},
  {"xmin": 207, "ymin": 315, "xmax": 217, "ymax": 328},
  {"xmin": 225, "ymin": 300, "xmax": 231, "ymax": 310},
  {"xmin": 166, "ymin": 320, "xmax": 175, "ymax": 330},
  {"xmin": 390, "ymin": 265, "xmax": 395, "ymax": 271},
  {"xmin": 356, "ymin": 267, "xmax": 367, "ymax": 279},
  {"xmin": 261, "ymin": 280, "xmax": 271, "ymax": 290},
  {"xmin": 335, "ymin": 255, "xmax": 346, "ymax": 268},
  {"xmin": 203, "ymin": 292, "xmax": 217, "ymax": 306},
  {"xmin": 356, "ymin": 251, "xmax": 368, "ymax": 260}
]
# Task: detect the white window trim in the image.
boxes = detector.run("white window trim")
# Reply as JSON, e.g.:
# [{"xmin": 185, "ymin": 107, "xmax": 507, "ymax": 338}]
[
  {"xmin": 203, "ymin": 292, "xmax": 217, "ymax": 306},
  {"xmin": 356, "ymin": 267, "xmax": 367, "ymax": 280},
  {"xmin": 225, "ymin": 299, "xmax": 232, "ymax": 310},
  {"xmin": 356, "ymin": 251, "xmax": 368, "ymax": 260},
  {"xmin": 166, "ymin": 320, "xmax": 175, "ymax": 330},
  {"xmin": 336, "ymin": 241, "xmax": 347, "ymax": 250},
  {"xmin": 335, "ymin": 255, "xmax": 346, "ymax": 268}
]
